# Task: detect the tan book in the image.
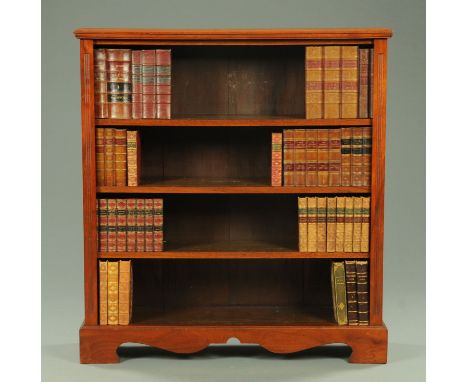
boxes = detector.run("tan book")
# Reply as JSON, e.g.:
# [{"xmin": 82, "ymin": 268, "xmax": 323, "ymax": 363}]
[
  {"xmin": 305, "ymin": 46, "xmax": 323, "ymax": 119},
  {"xmin": 323, "ymin": 46, "xmax": 341, "ymax": 119},
  {"xmin": 344, "ymin": 196, "xmax": 354, "ymax": 252},
  {"xmin": 317, "ymin": 129, "xmax": 329, "ymax": 186},
  {"xmin": 317, "ymin": 197, "xmax": 327, "ymax": 252},
  {"xmin": 96, "ymin": 128, "xmax": 105, "ymax": 186},
  {"xmin": 331, "ymin": 261, "xmax": 348, "ymax": 325},
  {"xmin": 298, "ymin": 197, "xmax": 308, "ymax": 252},
  {"xmin": 114, "ymin": 129, "xmax": 127, "ymax": 186},
  {"xmin": 360, "ymin": 197, "xmax": 371, "ymax": 252},
  {"xmin": 99, "ymin": 261, "xmax": 108, "ymax": 325},
  {"xmin": 352, "ymin": 197, "xmax": 363, "ymax": 252},
  {"xmin": 307, "ymin": 197, "xmax": 317, "ymax": 252},
  {"xmin": 326, "ymin": 197, "xmax": 337, "ymax": 252},
  {"xmin": 107, "ymin": 261, "xmax": 119, "ymax": 325},
  {"xmin": 126, "ymin": 130, "xmax": 141, "ymax": 186},
  {"xmin": 305, "ymin": 129, "xmax": 318, "ymax": 186},
  {"xmin": 351, "ymin": 127, "xmax": 363, "ymax": 186},
  {"xmin": 118, "ymin": 260, "xmax": 132, "ymax": 325},
  {"xmin": 283, "ymin": 129, "xmax": 294, "ymax": 186},
  {"xmin": 293, "ymin": 129, "xmax": 306, "ymax": 186},
  {"xmin": 335, "ymin": 197, "xmax": 345, "ymax": 252},
  {"xmin": 328, "ymin": 129, "xmax": 341, "ymax": 186},
  {"xmin": 341, "ymin": 46, "xmax": 358, "ymax": 118},
  {"xmin": 104, "ymin": 128, "xmax": 115, "ymax": 186}
]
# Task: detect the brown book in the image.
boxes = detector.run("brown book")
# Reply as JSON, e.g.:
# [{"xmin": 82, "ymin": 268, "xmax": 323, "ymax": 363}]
[
  {"xmin": 323, "ymin": 46, "xmax": 341, "ymax": 119},
  {"xmin": 107, "ymin": 261, "xmax": 119, "ymax": 325},
  {"xmin": 141, "ymin": 50, "xmax": 156, "ymax": 119},
  {"xmin": 131, "ymin": 51, "xmax": 142, "ymax": 119},
  {"xmin": 356, "ymin": 260, "xmax": 369, "ymax": 325},
  {"xmin": 293, "ymin": 129, "xmax": 306, "ymax": 186},
  {"xmin": 305, "ymin": 46, "xmax": 323, "ymax": 119},
  {"xmin": 106, "ymin": 49, "xmax": 132, "ymax": 119},
  {"xmin": 99, "ymin": 260, "xmax": 108, "ymax": 325},
  {"xmin": 340, "ymin": 128, "xmax": 352, "ymax": 186},
  {"xmin": 328, "ymin": 129, "xmax": 341, "ymax": 186},
  {"xmin": 153, "ymin": 198, "xmax": 164, "ymax": 252},
  {"xmin": 316, "ymin": 197, "xmax": 327, "ymax": 252},
  {"xmin": 352, "ymin": 197, "xmax": 363, "ymax": 252},
  {"xmin": 341, "ymin": 46, "xmax": 358, "ymax": 118},
  {"xmin": 283, "ymin": 129, "xmax": 294, "ymax": 186},
  {"xmin": 97, "ymin": 198, "xmax": 108, "ymax": 252},
  {"xmin": 307, "ymin": 197, "xmax": 317, "ymax": 252},
  {"xmin": 104, "ymin": 128, "xmax": 115, "ymax": 186},
  {"xmin": 116, "ymin": 199, "xmax": 127, "ymax": 252},
  {"xmin": 144, "ymin": 199, "xmax": 154, "ymax": 251},
  {"xmin": 118, "ymin": 260, "xmax": 132, "ymax": 325},
  {"xmin": 360, "ymin": 197, "xmax": 371, "ymax": 252},
  {"xmin": 331, "ymin": 261, "xmax": 348, "ymax": 325},
  {"xmin": 305, "ymin": 129, "xmax": 318, "ymax": 186},
  {"xmin": 127, "ymin": 130, "xmax": 141, "ymax": 187},
  {"xmin": 107, "ymin": 199, "xmax": 117, "ymax": 252},
  {"xmin": 362, "ymin": 127, "xmax": 372, "ymax": 187},
  {"xmin": 156, "ymin": 49, "xmax": 171, "ymax": 119},
  {"xmin": 135, "ymin": 199, "xmax": 146, "ymax": 252},
  {"xmin": 326, "ymin": 197, "xmax": 337, "ymax": 252},
  {"xmin": 359, "ymin": 48, "xmax": 370, "ymax": 118},
  {"xmin": 369, "ymin": 49, "xmax": 374, "ymax": 117},
  {"xmin": 344, "ymin": 196, "xmax": 354, "ymax": 252},
  {"xmin": 114, "ymin": 129, "xmax": 127, "ymax": 187},
  {"xmin": 344, "ymin": 260, "xmax": 359, "ymax": 325},
  {"xmin": 298, "ymin": 197, "xmax": 308, "ymax": 252},
  {"xmin": 126, "ymin": 199, "xmax": 137, "ymax": 252},
  {"xmin": 335, "ymin": 197, "xmax": 345, "ymax": 252},
  {"xmin": 351, "ymin": 127, "xmax": 363, "ymax": 186},
  {"xmin": 317, "ymin": 129, "xmax": 329, "ymax": 186},
  {"xmin": 95, "ymin": 128, "xmax": 105, "ymax": 186},
  {"xmin": 271, "ymin": 133, "xmax": 282, "ymax": 186},
  {"xmin": 94, "ymin": 49, "xmax": 108, "ymax": 118}
]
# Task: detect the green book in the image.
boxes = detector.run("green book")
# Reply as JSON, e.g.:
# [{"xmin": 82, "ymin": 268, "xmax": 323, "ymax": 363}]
[{"xmin": 331, "ymin": 261, "xmax": 348, "ymax": 325}]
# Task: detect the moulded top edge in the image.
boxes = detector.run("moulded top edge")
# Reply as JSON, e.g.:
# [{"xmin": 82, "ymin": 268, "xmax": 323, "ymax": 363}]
[{"xmin": 73, "ymin": 28, "xmax": 393, "ymax": 40}]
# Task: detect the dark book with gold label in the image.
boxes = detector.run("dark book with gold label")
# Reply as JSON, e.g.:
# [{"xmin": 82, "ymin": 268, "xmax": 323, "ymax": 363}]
[
  {"xmin": 344, "ymin": 260, "xmax": 359, "ymax": 325},
  {"xmin": 356, "ymin": 260, "xmax": 369, "ymax": 325}
]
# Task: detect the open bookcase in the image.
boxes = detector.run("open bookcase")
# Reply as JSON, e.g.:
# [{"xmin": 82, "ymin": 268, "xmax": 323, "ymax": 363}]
[{"xmin": 75, "ymin": 28, "xmax": 392, "ymax": 364}]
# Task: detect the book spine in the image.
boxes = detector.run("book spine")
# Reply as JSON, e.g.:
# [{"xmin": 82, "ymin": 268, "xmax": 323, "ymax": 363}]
[
  {"xmin": 326, "ymin": 197, "xmax": 337, "ymax": 252},
  {"xmin": 116, "ymin": 199, "xmax": 127, "ymax": 252},
  {"xmin": 98, "ymin": 198, "xmax": 108, "ymax": 252},
  {"xmin": 104, "ymin": 128, "xmax": 115, "ymax": 186},
  {"xmin": 107, "ymin": 199, "xmax": 117, "ymax": 252},
  {"xmin": 344, "ymin": 260, "xmax": 359, "ymax": 325},
  {"xmin": 94, "ymin": 49, "xmax": 108, "ymax": 118},
  {"xmin": 369, "ymin": 49, "xmax": 374, "ymax": 117},
  {"xmin": 305, "ymin": 129, "xmax": 318, "ymax": 186},
  {"xmin": 331, "ymin": 261, "xmax": 348, "ymax": 325},
  {"xmin": 352, "ymin": 197, "xmax": 363, "ymax": 252},
  {"xmin": 307, "ymin": 196, "xmax": 317, "ymax": 252},
  {"xmin": 106, "ymin": 49, "xmax": 132, "ymax": 119},
  {"xmin": 99, "ymin": 260, "xmax": 108, "ymax": 325},
  {"xmin": 144, "ymin": 199, "xmax": 154, "ymax": 251},
  {"xmin": 340, "ymin": 128, "xmax": 352, "ymax": 186},
  {"xmin": 293, "ymin": 129, "xmax": 306, "ymax": 186},
  {"xmin": 153, "ymin": 198, "xmax": 164, "ymax": 251},
  {"xmin": 328, "ymin": 128, "xmax": 341, "ymax": 186},
  {"xmin": 131, "ymin": 50, "xmax": 142, "ymax": 119},
  {"xmin": 360, "ymin": 197, "xmax": 371, "ymax": 252},
  {"xmin": 156, "ymin": 49, "xmax": 172, "ymax": 119},
  {"xmin": 127, "ymin": 130, "xmax": 141, "ymax": 187},
  {"xmin": 351, "ymin": 127, "xmax": 363, "ymax": 186},
  {"xmin": 316, "ymin": 197, "xmax": 327, "ymax": 252},
  {"xmin": 283, "ymin": 129, "xmax": 294, "ymax": 186},
  {"xmin": 335, "ymin": 197, "xmax": 345, "ymax": 252},
  {"xmin": 298, "ymin": 197, "xmax": 308, "ymax": 252},
  {"xmin": 135, "ymin": 199, "xmax": 146, "ymax": 252},
  {"xmin": 95, "ymin": 128, "xmax": 105, "ymax": 186},
  {"xmin": 358, "ymin": 48, "xmax": 370, "ymax": 118},
  {"xmin": 323, "ymin": 46, "xmax": 341, "ymax": 119},
  {"xmin": 341, "ymin": 46, "xmax": 358, "ymax": 118},
  {"xmin": 118, "ymin": 260, "xmax": 131, "ymax": 325},
  {"xmin": 107, "ymin": 261, "xmax": 119, "ymax": 325},
  {"xmin": 114, "ymin": 129, "xmax": 127, "ymax": 187},
  {"xmin": 317, "ymin": 129, "xmax": 329, "ymax": 186},
  {"xmin": 305, "ymin": 46, "xmax": 323, "ymax": 119},
  {"xmin": 362, "ymin": 127, "xmax": 372, "ymax": 187},
  {"xmin": 344, "ymin": 196, "xmax": 354, "ymax": 252},
  {"xmin": 271, "ymin": 133, "xmax": 282, "ymax": 186},
  {"xmin": 356, "ymin": 260, "xmax": 369, "ymax": 325},
  {"xmin": 141, "ymin": 50, "xmax": 156, "ymax": 119},
  {"xmin": 126, "ymin": 199, "xmax": 137, "ymax": 252}
]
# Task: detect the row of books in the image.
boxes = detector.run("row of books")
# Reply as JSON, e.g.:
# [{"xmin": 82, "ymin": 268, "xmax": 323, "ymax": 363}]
[
  {"xmin": 96, "ymin": 128, "xmax": 141, "ymax": 187},
  {"xmin": 298, "ymin": 197, "xmax": 370, "ymax": 253},
  {"xmin": 99, "ymin": 260, "xmax": 133, "ymax": 325},
  {"xmin": 97, "ymin": 199, "xmax": 163, "ymax": 252},
  {"xmin": 331, "ymin": 260, "xmax": 369, "ymax": 325},
  {"xmin": 306, "ymin": 46, "xmax": 373, "ymax": 119},
  {"xmin": 272, "ymin": 128, "xmax": 372, "ymax": 187},
  {"xmin": 94, "ymin": 48, "xmax": 171, "ymax": 119}
]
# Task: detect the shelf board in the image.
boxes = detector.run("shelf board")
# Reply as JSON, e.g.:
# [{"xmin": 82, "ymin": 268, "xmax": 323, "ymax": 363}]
[{"xmin": 95, "ymin": 117, "xmax": 372, "ymax": 127}]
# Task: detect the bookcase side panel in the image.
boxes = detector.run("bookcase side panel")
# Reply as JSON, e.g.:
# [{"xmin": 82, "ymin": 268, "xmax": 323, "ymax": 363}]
[
  {"xmin": 369, "ymin": 39, "xmax": 388, "ymax": 326},
  {"xmin": 80, "ymin": 39, "xmax": 98, "ymax": 325}
]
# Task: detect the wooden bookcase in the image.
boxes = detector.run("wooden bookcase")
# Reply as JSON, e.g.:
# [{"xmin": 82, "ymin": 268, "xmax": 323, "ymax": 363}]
[{"xmin": 75, "ymin": 28, "xmax": 392, "ymax": 364}]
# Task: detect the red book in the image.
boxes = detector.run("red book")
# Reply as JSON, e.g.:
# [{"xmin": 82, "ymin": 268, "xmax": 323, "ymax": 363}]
[
  {"xmin": 106, "ymin": 49, "xmax": 132, "ymax": 119},
  {"xmin": 116, "ymin": 199, "xmax": 127, "ymax": 252},
  {"xmin": 144, "ymin": 199, "xmax": 154, "ymax": 251},
  {"xmin": 340, "ymin": 128, "xmax": 352, "ymax": 186},
  {"xmin": 293, "ymin": 129, "xmax": 306, "ymax": 186},
  {"xmin": 126, "ymin": 199, "xmax": 137, "ymax": 252},
  {"xmin": 98, "ymin": 199, "xmax": 108, "ymax": 252},
  {"xmin": 141, "ymin": 50, "xmax": 156, "ymax": 119},
  {"xmin": 135, "ymin": 199, "xmax": 146, "ymax": 252},
  {"xmin": 156, "ymin": 49, "xmax": 171, "ymax": 119},
  {"xmin": 153, "ymin": 198, "xmax": 164, "ymax": 251},
  {"xmin": 107, "ymin": 199, "xmax": 117, "ymax": 252},
  {"xmin": 351, "ymin": 127, "xmax": 363, "ymax": 186},
  {"xmin": 283, "ymin": 129, "xmax": 294, "ymax": 186},
  {"xmin": 328, "ymin": 129, "xmax": 341, "ymax": 186},
  {"xmin": 305, "ymin": 129, "xmax": 318, "ymax": 186},
  {"xmin": 131, "ymin": 51, "xmax": 142, "ymax": 119},
  {"xmin": 317, "ymin": 129, "xmax": 329, "ymax": 186},
  {"xmin": 271, "ymin": 133, "xmax": 282, "ymax": 186},
  {"xmin": 362, "ymin": 127, "xmax": 372, "ymax": 187}
]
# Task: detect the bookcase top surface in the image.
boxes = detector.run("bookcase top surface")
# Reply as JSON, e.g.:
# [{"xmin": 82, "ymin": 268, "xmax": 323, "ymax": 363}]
[{"xmin": 74, "ymin": 28, "xmax": 392, "ymax": 40}]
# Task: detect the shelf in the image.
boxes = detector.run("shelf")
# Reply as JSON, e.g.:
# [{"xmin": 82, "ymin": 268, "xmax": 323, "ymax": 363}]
[
  {"xmin": 98, "ymin": 252, "xmax": 369, "ymax": 259},
  {"xmin": 95, "ymin": 117, "xmax": 372, "ymax": 127}
]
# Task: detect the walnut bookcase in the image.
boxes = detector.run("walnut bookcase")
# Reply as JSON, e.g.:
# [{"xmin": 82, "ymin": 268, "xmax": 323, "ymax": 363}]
[{"xmin": 74, "ymin": 28, "xmax": 392, "ymax": 364}]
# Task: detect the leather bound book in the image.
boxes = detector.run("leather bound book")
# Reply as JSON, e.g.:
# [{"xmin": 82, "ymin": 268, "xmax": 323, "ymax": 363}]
[
  {"xmin": 356, "ymin": 260, "xmax": 369, "ymax": 325},
  {"xmin": 331, "ymin": 261, "xmax": 348, "ymax": 325},
  {"xmin": 106, "ymin": 49, "xmax": 132, "ymax": 119},
  {"xmin": 141, "ymin": 50, "xmax": 156, "ymax": 119},
  {"xmin": 307, "ymin": 197, "xmax": 317, "ymax": 252},
  {"xmin": 126, "ymin": 199, "xmax": 137, "ymax": 252},
  {"xmin": 323, "ymin": 46, "xmax": 341, "ymax": 119},
  {"xmin": 316, "ymin": 197, "xmax": 327, "ymax": 252},
  {"xmin": 107, "ymin": 261, "xmax": 119, "ymax": 325},
  {"xmin": 335, "ymin": 197, "xmax": 345, "ymax": 252},
  {"xmin": 352, "ymin": 197, "xmax": 363, "ymax": 252},
  {"xmin": 341, "ymin": 46, "xmax": 358, "ymax": 118},
  {"xmin": 156, "ymin": 49, "xmax": 171, "ymax": 119},
  {"xmin": 351, "ymin": 127, "xmax": 363, "ymax": 186},
  {"xmin": 360, "ymin": 197, "xmax": 371, "ymax": 252},
  {"xmin": 95, "ymin": 128, "xmax": 105, "ymax": 187},
  {"xmin": 344, "ymin": 260, "xmax": 359, "ymax": 325},
  {"xmin": 114, "ymin": 129, "xmax": 127, "ymax": 186},
  {"xmin": 98, "ymin": 198, "xmax": 108, "ymax": 252},
  {"xmin": 340, "ymin": 127, "xmax": 352, "ymax": 186},
  {"xmin": 305, "ymin": 46, "xmax": 323, "ymax": 119},
  {"xmin": 358, "ymin": 48, "xmax": 370, "ymax": 118},
  {"xmin": 135, "ymin": 199, "xmax": 146, "ymax": 252},
  {"xmin": 305, "ymin": 129, "xmax": 318, "ymax": 186},
  {"xmin": 328, "ymin": 128, "xmax": 341, "ymax": 186},
  {"xmin": 271, "ymin": 133, "xmax": 282, "ymax": 186},
  {"xmin": 104, "ymin": 128, "xmax": 115, "ymax": 186},
  {"xmin": 144, "ymin": 199, "xmax": 154, "ymax": 251},
  {"xmin": 362, "ymin": 127, "xmax": 372, "ymax": 187},
  {"xmin": 153, "ymin": 198, "xmax": 164, "ymax": 251},
  {"xmin": 293, "ymin": 129, "xmax": 306, "ymax": 186},
  {"xmin": 326, "ymin": 197, "xmax": 337, "ymax": 252},
  {"xmin": 99, "ymin": 260, "xmax": 108, "ymax": 325},
  {"xmin": 118, "ymin": 260, "xmax": 132, "ymax": 325},
  {"xmin": 94, "ymin": 49, "xmax": 108, "ymax": 118},
  {"xmin": 127, "ymin": 130, "xmax": 141, "ymax": 187},
  {"xmin": 131, "ymin": 50, "xmax": 142, "ymax": 119},
  {"xmin": 369, "ymin": 49, "xmax": 374, "ymax": 117},
  {"xmin": 283, "ymin": 129, "xmax": 294, "ymax": 186},
  {"xmin": 343, "ymin": 196, "xmax": 354, "ymax": 252},
  {"xmin": 107, "ymin": 199, "xmax": 117, "ymax": 252},
  {"xmin": 298, "ymin": 197, "xmax": 308, "ymax": 252},
  {"xmin": 317, "ymin": 129, "xmax": 329, "ymax": 186},
  {"xmin": 116, "ymin": 199, "xmax": 127, "ymax": 252}
]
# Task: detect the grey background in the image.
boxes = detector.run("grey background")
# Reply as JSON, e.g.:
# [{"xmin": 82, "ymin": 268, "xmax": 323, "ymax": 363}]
[{"xmin": 42, "ymin": 0, "xmax": 425, "ymax": 380}]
